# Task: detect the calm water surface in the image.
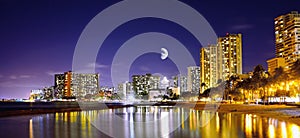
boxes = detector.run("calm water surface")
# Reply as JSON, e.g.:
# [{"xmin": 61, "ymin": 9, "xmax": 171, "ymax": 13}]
[{"xmin": 0, "ymin": 106, "xmax": 299, "ymax": 138}]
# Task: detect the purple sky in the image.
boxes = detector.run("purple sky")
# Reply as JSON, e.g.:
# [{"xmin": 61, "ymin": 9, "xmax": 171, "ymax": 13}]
[{"xmin": 0, "ymin": 0, "xmax": 300, "ymax": 99}]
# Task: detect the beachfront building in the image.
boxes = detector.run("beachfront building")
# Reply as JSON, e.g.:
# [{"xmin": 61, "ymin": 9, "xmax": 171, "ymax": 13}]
[
  {"xmin": 267, "ymin": 57, "xmax": 286, "ymax": 75},
  {"xmin": 150, "ymin": 75, "xmax": 160, "ymax": 90},
  {"xmin": 132, "ymin": 74, "xmax": 151, "ymax": 96},
  {"xmin": 117, "ymin": 81, "xmax": 133, "ymax": 97},
  {"xmin": 274, "ymin": 11, "xmax": 300, "ymax": 72},
  {"xmin": 217, "ymin": 33, "xmax": 243, "ymax": 81},
  {"xmin": 29, "ymin": 89, "xmax": 44, "ymax": 100},
  {"xmin": 132, "ymin": 74, "xmax": 161, "ymax": 96},
  {"xmin": 54, "ymin": 71, "xmax": 99, "ymax": 98},
  {"xmin": 200, "ymin": 45, "xmax": 219, "ymax": 91},
  {"xmin": 179, "ymin": 75, "xmax": 188, "ymax": 93},
  {"xmin": 187, "ymin": 66, "xmax": 200, "ymax": 93}
]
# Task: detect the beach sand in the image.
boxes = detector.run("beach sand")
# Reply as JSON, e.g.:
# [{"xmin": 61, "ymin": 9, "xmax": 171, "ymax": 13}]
[{"xmin": 190, "ymin": 103, "xmax": 300, "ymax": 126}]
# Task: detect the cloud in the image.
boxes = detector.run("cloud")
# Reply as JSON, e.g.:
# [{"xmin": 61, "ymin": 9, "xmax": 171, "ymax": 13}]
[
  {"xmin": 19, "ymin": 75, "xmax": 31, "ymax": 78},
  {"xmin": 0, "ymin": 81, "xmax": 41, "ymax": 88},
  {"xmin": 86, "ymin": 63, "xmax": 109, "ymax": 69},
  {"xmin": 46, "ymin": 71, "xmax": 63, "ymax": 76},
  {"xmin": 9, "ymin": 75, "xmax": 33, "ymax": 79},
  {"xmin": 230, "ymin": 24, "xmax": 254, "ymax": 30},
  {"xmin": 45, "ymin": 63, "xmax": 108, "ymax": 75},
  {"xmin": 139, "ymin": 66, "xmax": 151, "ymax": 71},
  {"xmin": 9, "ymin": 75, "xmax": 17, "ymax": 79}
]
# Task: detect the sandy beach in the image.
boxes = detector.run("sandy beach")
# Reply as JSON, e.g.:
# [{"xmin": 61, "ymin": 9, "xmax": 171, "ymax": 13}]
[{"xmin": 191, "ymin": 103, "xmax": 300, "ymax": 126}]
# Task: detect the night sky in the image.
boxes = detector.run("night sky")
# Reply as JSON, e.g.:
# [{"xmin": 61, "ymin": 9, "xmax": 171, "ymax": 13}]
[{"xmin": 1, "ymin": 0, "xmax": 300, "ymax": 99}]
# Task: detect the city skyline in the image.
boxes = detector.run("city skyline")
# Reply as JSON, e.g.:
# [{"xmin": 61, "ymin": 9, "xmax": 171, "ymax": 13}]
[{"xmin": 1, "ymin": 0, "xmax": 300, "ymax": 98}]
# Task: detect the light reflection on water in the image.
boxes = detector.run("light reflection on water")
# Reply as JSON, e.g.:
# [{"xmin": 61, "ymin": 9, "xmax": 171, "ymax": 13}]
[{"xmin": 0, "ymin": 106, "xmax": 299, "ymax": 138}]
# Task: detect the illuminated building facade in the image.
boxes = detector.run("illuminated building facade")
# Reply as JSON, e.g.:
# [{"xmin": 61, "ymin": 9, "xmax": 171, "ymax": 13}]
[
  {"xmin": 187, "ymin": 66, "xmax": 200, "ymax": 93},
  {"xmin": 132, "ymin": 74, "xmax": 152, "ymax": 95},
  {"xmin": 275, "ymin": 11, "xmax": 300, "ymax": 71},
  {"xmin": 71, "ymin": 72, "xmax": 99, "ymax": 97},
  {"xmin": 172, "ymin": 75, "xmax": 179, "ymax": 87},
  {"xmin": 131, "ymin": 74, "xmax": 162, "ymax": 96},
  {"xmin": 218, "ymin": 33, "xmax": 243, "ymax": 80},
  {"xmin": 179, "ymin": 75, "xmax": 188, "ymax": 93},
  {"xmin": 43, "ymin": 86, "xmax": 54, "ymax": 100},
  {"xmin": 29, "ymin": 89, "xmax": 44, "ymax": 100},
  {"xmin": 200, "ymin": 45, "xmax": 218, "ymax": 90},
  {"xmin": 267, "ymin": 57, "xmax": 286, "ymax": 75},
  {"xmin": 118, "ymin": 81, "xmax": 133, "ymax": 95},
  {"xmin": 54, "ymin": 71, "xmax": 99, "ymax": 98},
  {"xmin": 150, "ymin": 75, "xmax": 160, "ymax": 90},
  {"xmin": 54, "ymin": 74, "xmax": 65, "ymax": 98}
]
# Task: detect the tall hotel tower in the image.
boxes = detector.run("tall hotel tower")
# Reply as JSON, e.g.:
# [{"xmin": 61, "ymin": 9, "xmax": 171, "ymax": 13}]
[
  {"xmin": 54, "ymin": 71, "xmax": 99, "ymax": 98},
  {"xmin": 200, "ymin": 45, "xmax": 219, "ymax": 89},
  {"xmin": 187, "ymin": 66, "xmax": 200, "ymax": 93},
  {"xmin": 274, "ymin": 11, "xmax": 300, "ymax": 71},
  {"xmin": 218, "ymin": 33, "xmax": 243, "ymax": 81}
]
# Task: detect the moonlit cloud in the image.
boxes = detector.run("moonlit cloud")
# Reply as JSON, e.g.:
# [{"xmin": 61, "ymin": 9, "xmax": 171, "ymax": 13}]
[
  {"xmin": 0, "ymin": 81, "xmax": 42, "ymax": 88},
  {"xmin": 87, "ymin": 63, "xmax": 109, "ymax": 69},
  {"xmin": 230, "ymin": 24, "xmax": 254, "ymax": 30},
  {"xmin": 139, "ymin": 66, "xmax": 151, "ymax": 71},
  {"xmin": 9, "ymin": 75, "xmax": 17, "ymax": 79},
  {"xmin": 19, "ymin": 75, "xmax": 31, "ymax": 78},
  {"xmin": 46, "ymin": 71, "xmax": 64, "ymax": 76},
  {"xmin": 8, "ymin": 75, "xmax": 33, "ymax": 79}
]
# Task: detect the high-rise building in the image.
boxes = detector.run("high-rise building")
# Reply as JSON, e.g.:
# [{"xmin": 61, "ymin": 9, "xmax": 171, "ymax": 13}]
[
  {"xmin": 150, "ymin": 75, "xmax": 160, "ymax": 90},
  {"xmin": 132, "ymin": 74, "xmax": 161, "ymax": 96},
  {"xmin": 179, "ymin": 75, "xmax": 188, "ymax": 93},
  {"xmin": 54, "ymin": 71, "xmax": 99, "ymax": 98},
  {"xmin": 171, "ymin": 76, "xmax": 179, "ymax": 87},
  {"xmin": 160, "ymin": 76, "xmax": 169, "ymax": 89},
  {"xmin": 132, "ymin": 74, "xmax": 151, "ymax": 95},
  {"xmin": 118, "ymin": 81, "xmax": 133, "ymax": 94},
  {"xmin": 218, "ymin": 33, "xmax": 243, "ymax": 80},
  {"xmin": 267, "ymin": 57, "xmax": 286, "ymax": 75},
  {"xmin": 274, "ymin": 11, "xmax": 300, "ymax": 71},
  {"xmin": 43, "ymin": 86, "xmax": 54, "ymax": 100},
  {"xmin": 187, "ymin": 66, "xmax": 200, "ymax": 93},
  {"xmin": 54, "ymin": 74, "xmax": 65, "ymax": 98},
  {"xmin": 200, "ymin": 45, "xmax": 219, "ymax": 90},
  {"xmin": 71, "ymin": 72, "xmax": 99, "ymax": 97}
]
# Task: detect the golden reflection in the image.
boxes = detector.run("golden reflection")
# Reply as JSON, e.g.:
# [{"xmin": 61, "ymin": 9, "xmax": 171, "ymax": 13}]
[
  {"xmin": 29, "ymin": 119, "xmax": 33, "ymax": 138},
  {"xmin": 181, "ymin": 110, "xmax": 184, "ymax": 129},
  {"xmin": 24, "ymin": 107, "xmax": 300, "ymax": 138},
  {"xmin": 289, "ymin": 124, "xmax": 300, "ymax": 138},
  {"xmin": 55, "ymin": 113, "xmax": 58, "ymax": 122},
  {"xmin": 228, "ymin": 113, "xmax": 232, "ymax": 128},
  {"xmin": 258, "ymin": 118, "xmax": 263, "ymax": 138},
  {"xmin": 253, "ymin": 115, "xmax": 257, "ymax": 133},
  {"xmin": 216, "ymin": 113, "xmax": 220, "ymax": 133},
  {"xmin": 268, "ymin": 124, "xmax": 275, "ymax": 138},
  {"xmin": 281, "ymin": 122, "xmax": 287, "ymax": 138},
  {"xmin": 245, "ymin": 114, "xmax": 252, "ymax": 137},
  {"xmin": 189, "ymin": 110, "xmax": 194, "ymax": 130}
]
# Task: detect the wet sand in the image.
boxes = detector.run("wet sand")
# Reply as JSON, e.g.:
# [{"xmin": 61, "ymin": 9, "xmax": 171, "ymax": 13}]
[{"xmin": 191, "ymin": 103, "xmax": 300, "ymax": 126}]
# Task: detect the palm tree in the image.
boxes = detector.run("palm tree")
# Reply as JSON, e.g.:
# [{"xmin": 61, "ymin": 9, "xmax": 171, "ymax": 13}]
[
  {"xmin": 272, "ymin": 67, "xmax": 290, "ymax": 102},
  {"xmin": 252, "ymin": 65, "xmax": 269, "ymax": 100},
  {"xmin": 291, "ymin": 59, "xmax": 300, "ymax": 79},
  {"xmin": 200, "ymin": 83, "xmax": 207, "ymax": 94},
  {"xmin": 225, "ymin": 75, "xmax": 239, "ymax": 100}
]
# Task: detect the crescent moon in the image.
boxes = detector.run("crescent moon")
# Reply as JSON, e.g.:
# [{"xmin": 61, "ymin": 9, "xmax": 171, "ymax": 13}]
[{"xmin": 161, "ymin": 48, "xmax": 168, "ymax": 60}]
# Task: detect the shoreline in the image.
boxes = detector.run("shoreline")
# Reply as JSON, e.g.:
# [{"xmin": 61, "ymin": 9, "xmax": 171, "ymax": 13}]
[
  {"xmin": 192, "ymin": 103, "xmax": 300, "ymax": 126},
  {"xmin": 1, "ymin": 102, "xmax": 300, "ymax": 126}
]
